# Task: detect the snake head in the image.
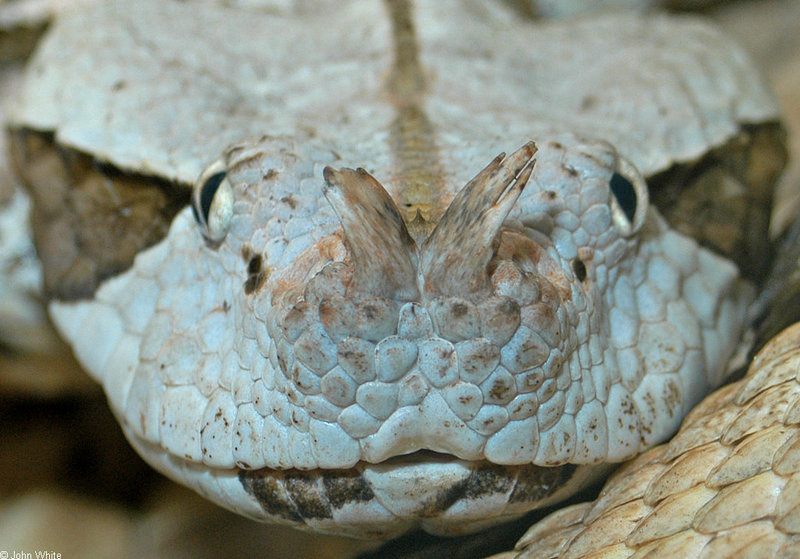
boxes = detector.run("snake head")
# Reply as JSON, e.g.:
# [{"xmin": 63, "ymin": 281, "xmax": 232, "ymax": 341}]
[
  {"xmin": 188, "ymin": 135, "xmax": 741, "ymax": 468},
  {"xmin": 49, "ymin": 134, "xmax": 750, "ymax": 536}
]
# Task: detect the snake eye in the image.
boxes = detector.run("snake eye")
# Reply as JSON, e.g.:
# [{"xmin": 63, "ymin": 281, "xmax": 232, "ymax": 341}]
[
  {"xmin": 192, "ymin": 158, "xmax": 233, "ymax": 243},
  {"xmin": 609, "ymin": 156, "xmax": 648, "ymax": 236}
]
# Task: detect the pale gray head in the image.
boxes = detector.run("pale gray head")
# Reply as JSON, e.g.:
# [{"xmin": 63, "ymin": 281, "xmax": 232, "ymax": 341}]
[
  {"xmin": 72, "ymin": 132, "xmax": 733, "ymax": 536},
  {"xmin": 28, "ymin": 0, "xmax": 769, "ymax": 539}
]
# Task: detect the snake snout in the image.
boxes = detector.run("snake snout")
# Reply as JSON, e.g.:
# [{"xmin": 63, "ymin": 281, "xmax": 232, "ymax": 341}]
[
  {"xmin": 266, "ymin": 243, "xmax": 574, "ymax": 467},
  {"xmin": 257, "ymin": 142, "xmax": 592, "ymax": 466}
]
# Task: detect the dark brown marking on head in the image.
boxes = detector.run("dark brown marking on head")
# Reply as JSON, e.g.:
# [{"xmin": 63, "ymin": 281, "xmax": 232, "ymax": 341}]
[
  {"xmin": 508, "ymin": 464, "xmax": 577, "ymax": 504},
  {"xmin": 239, "ymin": 469, "xmax": 303, "ymax": 522},
  {"xmin": 360, "ymin": 303, "xmax": 379, "ymax": 321},
  {"xmin": 574, "ymin": 149, "xmax": 609, "ymax": 169},
  {"xmin": 451, "ymin": 301, "xmax": 468, "ymax": 317},
  {"xmin": 244, "ymin": 271, "xmax": 268, "ymax": 295},
  {"xmin": 336, "ymin": 340, "xmax": 375, "ymax": 382},
  {"xmin": 284, "ymin": 471, "xmax": 334, "ymax": 520},
  {"xmin": 480, "ymin": 297, "xmax": 521, "ymax": 347},
  {"xmin": 422, "ymin": 463, "xmax": 513, "ymax": 516},
  {"xmin": 8, "ymin": 128, "xmax": 190, "ymax": 301},
  {"xmin": 580, "ymin": 95, "xmax": 597, "ymax": 111},
  {"xmin": 243, "ymin": 251, "xmax": 270, "ymax": 295},
  {"xmin": 245, "ymin": 273, "xmax": 265, "ymax": 294},
  {"xmin": 488, "ymin": 377, "xmax": 514, "ymax": 403},
  {"xmin": 562, "ymin": 164, "xmax": 578, "ymax": 177},
  {"xmin": 572, "ymin": 259, "xmax": 587, "ymax": 283},
  {"xmin": 0, "ymin": 19, "xmax": 50, "ymax": 63},
  {"xmin": 280, "ymin": 194, "xmax": 296, "ymax": 209},
  {"xmin": 247, "ymin": 254, "xmax": 263, "ymax": 275},
  {"xmin": 322, "ymin": 470, "xmax": 375, "ymax": 508}
]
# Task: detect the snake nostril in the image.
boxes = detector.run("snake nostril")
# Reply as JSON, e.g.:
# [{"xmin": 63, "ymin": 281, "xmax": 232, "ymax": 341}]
[
  {"xmin": 248, "ymin": 254, "xmax": 263, "ymax": 275},
  {"xmin": 243, "ymin": 249, "xmax": 269, "ymax": 295},
  {"xmin": 572, "ymin": 259, "xmax": 587, "ymax": 282}
]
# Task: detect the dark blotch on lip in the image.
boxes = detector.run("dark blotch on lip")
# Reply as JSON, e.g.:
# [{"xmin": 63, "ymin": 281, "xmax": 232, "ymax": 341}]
[
  {"xmin": 420, "ymin": 462, "xmax": 577, "ymax": 516},
  {"xmin": 422, "ymin": 463, "xmax": 514, "ymax": 516},
  {"xmin": 322, "ymin": 470, "xmax": 375, "ymax": 508},
  {"xmin": 240, "ymin": 458, "xmax": 579, "ymax": 531},
  {"xmin": 508, "ymin": 463, "xmax": 576, "ymax": 504},
  {"xmin": 239, "ymin": 470, "xmax": 304, "ymax": 522},
  {"xmin": 284, "ymin": 471, "xmax": 334, "ymax": 520},
  {"xmin": 241, "ymin": 467, "xmax": 377, "ymax": 522},
  {"xmin": 240, "ymin": 469, "xmax": 334, "ymax": 521}
]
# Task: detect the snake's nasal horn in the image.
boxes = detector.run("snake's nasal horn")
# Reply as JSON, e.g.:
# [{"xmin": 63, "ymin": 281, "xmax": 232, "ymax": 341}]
[
  {"xmin": 322, "ymin": 166, "xmax": 420, "ymax": 301},
  {"xmin": 420, "ymin": 142, "xmax": 537, "ymax": 298},
  {"xmin": 322, "ymin": 142, "xmax": 536, "ymax": 303}
]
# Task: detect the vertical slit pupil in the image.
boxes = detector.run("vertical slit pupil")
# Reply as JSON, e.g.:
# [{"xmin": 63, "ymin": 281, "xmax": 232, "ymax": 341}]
[
  {"xmin": 199, "ymin": 171, "xmax": 227, "ymax": 223},
  {"xmin": 609, "ymin": 172, "xmax": 637, "ymax": 223}
]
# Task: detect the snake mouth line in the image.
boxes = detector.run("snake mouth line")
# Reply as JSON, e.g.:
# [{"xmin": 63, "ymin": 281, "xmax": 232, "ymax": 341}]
[
  {"xmin": 236, "ymin": 450, "xmax": 587, "ymax": 532},
  {"xmin": 123, "ymin": 416, "xmax": 599, "ymax": 538}
]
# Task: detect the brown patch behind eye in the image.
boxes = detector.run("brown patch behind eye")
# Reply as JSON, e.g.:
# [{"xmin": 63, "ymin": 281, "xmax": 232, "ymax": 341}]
[
  {"xmin": 8, "ymin": 128, "xmax": 190, "ymax": 301},
  {"xmin": 647, "ymin": 123, "xmax": 786, "ymax": 283}
]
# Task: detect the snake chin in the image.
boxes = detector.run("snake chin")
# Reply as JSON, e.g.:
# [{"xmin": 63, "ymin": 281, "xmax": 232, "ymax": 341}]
[
  {"xmin": 123, "ymin": 421, "xmax": 607, "ymax": 538},
  {"xmin": 237, "ymin": 450, "xmax": 601, "ymax": 537}
]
